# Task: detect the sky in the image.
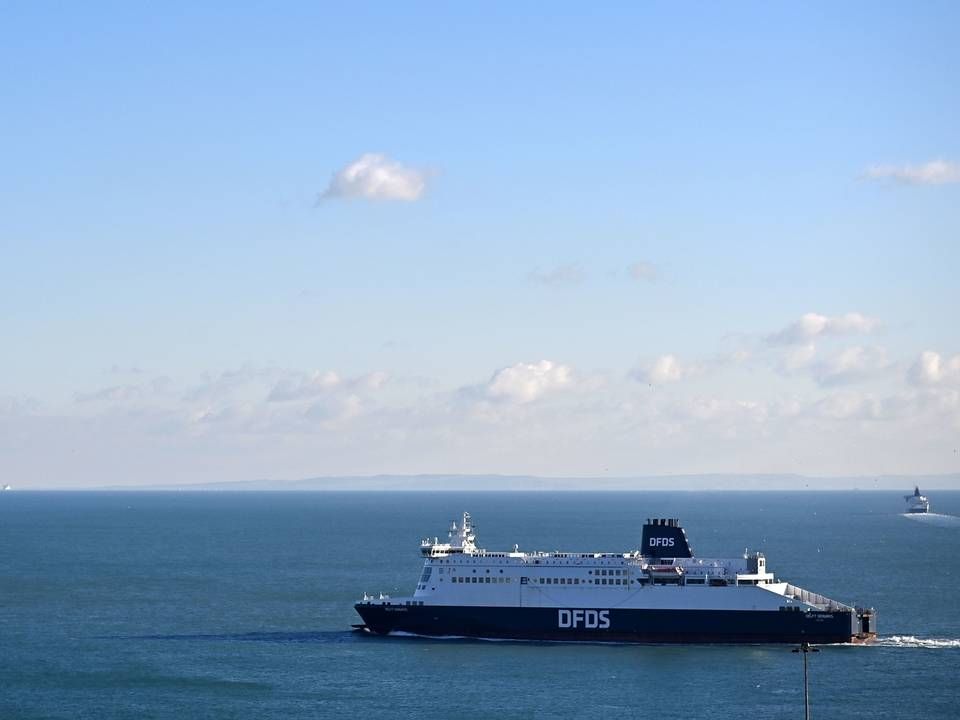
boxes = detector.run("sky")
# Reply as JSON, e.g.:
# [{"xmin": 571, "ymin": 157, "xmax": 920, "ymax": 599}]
[{"xmin": 1, "ymin": 2, "xmax": 959, "ymax": 488}]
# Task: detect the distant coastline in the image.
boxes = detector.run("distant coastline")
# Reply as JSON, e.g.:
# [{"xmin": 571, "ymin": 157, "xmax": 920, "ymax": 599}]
[{"xmin": 61, "ymin": 472, "xmax": 960, "ymax": 492}]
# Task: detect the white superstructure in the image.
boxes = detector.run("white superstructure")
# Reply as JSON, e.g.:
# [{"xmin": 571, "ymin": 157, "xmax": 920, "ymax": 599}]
[
  {"xmin": 366, "ymin": 512, "xmax": 848, "ymax": 614},
  {"xmin": 904, "ymin": 486, "xmax": 930, "ymax": 514}
]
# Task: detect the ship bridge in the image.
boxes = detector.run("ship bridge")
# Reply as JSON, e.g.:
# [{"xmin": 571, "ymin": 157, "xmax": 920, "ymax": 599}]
[{"xmin": 421, "ymin": 512, "xmax": 482, "ymax": 557}]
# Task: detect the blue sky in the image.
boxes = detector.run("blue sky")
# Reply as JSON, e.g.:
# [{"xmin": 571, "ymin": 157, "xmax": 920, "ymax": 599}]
[{"xmin": 2, "ymin": 3, "xmax": 958, "ymax": 487}]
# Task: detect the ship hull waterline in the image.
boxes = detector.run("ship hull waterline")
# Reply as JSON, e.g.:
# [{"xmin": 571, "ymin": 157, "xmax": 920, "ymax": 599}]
[{"xmin": 354, "ymin": 604, "xmax": 873, "ymax": 645}]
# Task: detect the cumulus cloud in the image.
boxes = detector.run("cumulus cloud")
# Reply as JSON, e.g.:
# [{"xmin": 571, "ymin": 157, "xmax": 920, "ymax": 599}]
[
  {"xmin": 528, "ymin": 264, "xmax": 584, "ymax": 286},
  {"xmin": 863, "ymin": 159, "xmax": 960, "ymax": 186},
  {"xmin": 268, "ymin": 370, "xmax": 341, "ymax": 402},
  {"xmin": 813, "ymin": 392, "xmax": 881, "ymax": 421},
  {"xmin": 909, "ymin": 351, "xmax": 960, "ymax": 386},
  {"xmin": 486, "ymin": 360, "xmax": 573, "ymax": 403},
  {"xmin": 268, "ymin": 369, "xmax": 388, "ymax": 402},
  {"xmin": 319, "ymin": 153, "xmax": 428, "ymax": 202},
  {"xmin": 782, "ymin": 344, "xmax": 817, "ymax": 372},
  {"xmin": 634, "ymin": 354, "xmax": 699, "ymax": 384},
  {"xmin": 305, "ymin": 393, "xmax": 365, "ymax": 427},
  {"xmin": 767, "ymin": 312, "xmax": 879, "ymax": 346},
  {"xmin": 811, "ymin": 346, "xmax": 889, "ymax": 386},
  {"xmin": 10, "ymin": 350, "xmax": 960, "ymax": 486},
  {"xmin": 628, "ymin": 261, "xmax": 658, "ymax": 282}
]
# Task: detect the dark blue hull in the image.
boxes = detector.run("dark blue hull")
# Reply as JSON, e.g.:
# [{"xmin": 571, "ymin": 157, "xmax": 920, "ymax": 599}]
[{"xmin": 354, "ymin": 603, "xmax": 872, "ymax": 644}]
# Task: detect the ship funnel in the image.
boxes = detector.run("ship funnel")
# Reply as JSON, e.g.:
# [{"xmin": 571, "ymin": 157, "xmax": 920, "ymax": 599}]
[{"xmin": 641, "ymin": 518, "xmax": 693, "ymax": 558}]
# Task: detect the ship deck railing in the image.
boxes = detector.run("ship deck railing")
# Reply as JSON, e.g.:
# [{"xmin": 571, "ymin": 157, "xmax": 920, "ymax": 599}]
[{"xmin": 782, "ymin": 583, "xmax": 853, "ymax": 612}]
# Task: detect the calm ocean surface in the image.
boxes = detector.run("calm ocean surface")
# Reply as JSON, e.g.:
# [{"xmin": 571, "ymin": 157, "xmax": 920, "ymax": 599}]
[{"xmin": 1, "ymin": 491, "xmax": 959, "ymax": 719}]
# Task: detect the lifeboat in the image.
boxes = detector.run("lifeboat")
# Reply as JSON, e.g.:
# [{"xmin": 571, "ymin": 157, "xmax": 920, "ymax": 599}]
[{"xmin": 646, "ymin": 565, "xmax": 684, "ymax": 581}]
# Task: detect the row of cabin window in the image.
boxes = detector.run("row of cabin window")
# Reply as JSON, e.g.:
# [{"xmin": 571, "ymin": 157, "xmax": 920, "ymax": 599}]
[
  {"xmin": 447, "ymin": 575, "xmax": 628, "ymax": 585},
  {"xmin": 539, "ymin": 578, "xmax": 627, "ymax": 585},
  {"xmin": 452, "ymin": 576, "xmax": 512, "ymax": 584},
  {"xmin": 441, "ymin": 568, "xmax": 624, "ymax": 575}
]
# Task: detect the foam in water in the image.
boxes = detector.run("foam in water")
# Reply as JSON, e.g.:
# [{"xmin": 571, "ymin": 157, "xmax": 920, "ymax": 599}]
[{"xmin": 876, "ymin": 635, "xmax": 960, "ymax": 649}]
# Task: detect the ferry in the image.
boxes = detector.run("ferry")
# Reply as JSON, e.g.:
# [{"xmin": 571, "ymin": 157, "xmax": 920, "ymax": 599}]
[
  {"xmin": 354, "ymin": 513, "xmax": 877, "ymax": 644},
  {"xmin": 904, "ymin": 486, "xmax": 930, "ymax": 514}
]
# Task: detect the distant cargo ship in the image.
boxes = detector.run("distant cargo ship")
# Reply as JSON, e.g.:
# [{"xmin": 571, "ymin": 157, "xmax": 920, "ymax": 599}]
[
  {"xmin": 904, "ymin": 486, "xmax": 930, "ymax": 514},
  {"xmin": 354, "ymin": 513, "xmax": 876, "ymax": 644}
]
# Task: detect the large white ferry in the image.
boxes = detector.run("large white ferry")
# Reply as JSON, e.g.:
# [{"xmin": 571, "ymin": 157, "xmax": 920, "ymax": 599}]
[
  {"xmin": 354, "ymin": 513, "xmax": 877, "ymax": 644},
  {"xmin": 904, "ymin": 486, "xmax": 930, "ymax": 514}
]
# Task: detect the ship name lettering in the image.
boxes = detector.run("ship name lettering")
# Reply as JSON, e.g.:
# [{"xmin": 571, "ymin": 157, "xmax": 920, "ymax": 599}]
[{"xmin": 558, "ymin": 609, "xmax": 610, "ymax": 629}]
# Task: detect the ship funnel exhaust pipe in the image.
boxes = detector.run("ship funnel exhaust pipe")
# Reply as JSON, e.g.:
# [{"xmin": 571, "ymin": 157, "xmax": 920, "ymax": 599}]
[{"xmin": 641, "ymin": 518, "xmax": 693, "ymax": 558}]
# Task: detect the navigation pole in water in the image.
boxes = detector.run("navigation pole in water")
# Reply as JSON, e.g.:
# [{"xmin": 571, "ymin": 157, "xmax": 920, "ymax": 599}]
[{"xmin": 792, "ymin": 641, "xmax": 819, "ymax": 720}]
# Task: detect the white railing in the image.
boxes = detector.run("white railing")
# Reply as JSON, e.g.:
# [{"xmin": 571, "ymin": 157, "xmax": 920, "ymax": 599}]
[{"xmin": 783, "ymin": 583, "xmax": 851, "ymax": 612}]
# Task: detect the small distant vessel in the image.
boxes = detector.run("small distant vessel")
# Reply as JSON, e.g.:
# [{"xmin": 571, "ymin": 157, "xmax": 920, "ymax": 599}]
[
  {"xmin": 904, "ymin": 486, "xmax": 929, "ymax": 514},
  {"xmin": 1, "ymin": 484, "xmax": 10, "ymax": 491}
]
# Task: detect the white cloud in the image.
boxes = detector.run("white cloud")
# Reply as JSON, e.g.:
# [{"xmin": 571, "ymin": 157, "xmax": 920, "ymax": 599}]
[
  {"xmin": 636, "ymin": 354, "xmax": 698, "ymax": 384},
  {"xmin": 811, "ymin": 346, "xmax": 889, "ymax": 386},
  {"xmin": 528, "ymin": 264, "xmax": 584, "ymax": 286},
  {"xmin": 362, "ymin": 371, "xmax": 389, "ymax": 390},
  {"xmin": 305, "ymin": 393, "xmax": 364, "ymax": 428},
  {"xmin": 863, "ymin": 159, "xmax": 960, "ymax": 186},
  {"xmin": 268, "ymin": 370, "xmax": 342, "ymax": 402},
  {"xmin": 74, "ymin": 384, "xmax": 142, "ymax": 404},
  {"xmin": 782, "ymin": 344, "xmax": 817, "ymax": 372},
  {"xmin": 9, "ymin": 349, "xmax": 960, "ymax": 487},
  {"xmin": 0, "ymin": 395, "xmax": 40, "ymax": 415},
  {"xmin": 909, "ymin": 351, "xmax": 960, "ymax": 386},
  {"xmin": 268, "ymin": 369, "xmax": 389, "ymax": 403},
  {"xmin": 812, "ymin": 392, "xmax": 881, "ymax": 421},
  {"xmin": 320, "ymin": 153, "xmax": 428, "ymax": 202},
  {"xmin": 486, "ymin": 360, "xmax": 573, "ymax": 403},
  {"xmin": 628, "ymin": 261, "xmax": 658, "ymax": 282},
  {"xmin": 768, "ymin": 312, "xmax": 879, "ymax": 345}
]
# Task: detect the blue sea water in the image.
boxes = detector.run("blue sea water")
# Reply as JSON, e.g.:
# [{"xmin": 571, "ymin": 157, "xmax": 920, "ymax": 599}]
[{"xmin": 1, "ymin": 491, "xmax": 959, "ymax": 719}]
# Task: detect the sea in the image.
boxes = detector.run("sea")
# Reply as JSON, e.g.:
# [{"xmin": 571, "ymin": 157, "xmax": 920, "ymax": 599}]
[{"xmin": 1, "ymin": 491, "xmax": 959, "ymax": 719}]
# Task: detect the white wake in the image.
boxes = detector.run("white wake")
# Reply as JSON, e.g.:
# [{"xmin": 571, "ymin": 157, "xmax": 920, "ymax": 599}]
[
  {"xmin": 901, "ymin": 513, "xmax": 960, "ymax": 527},
  {"xmin": 876, "ymin": 635, "xmax": 960, "ymax": 649}
]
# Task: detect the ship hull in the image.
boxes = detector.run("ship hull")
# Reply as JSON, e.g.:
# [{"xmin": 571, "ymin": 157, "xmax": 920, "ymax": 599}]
[{"xmin": 354, "ymin": 603, "xmax": 870, "ymax": 645}]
